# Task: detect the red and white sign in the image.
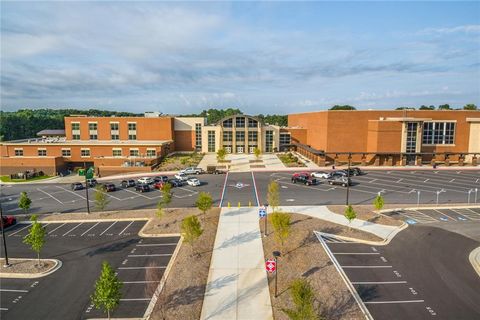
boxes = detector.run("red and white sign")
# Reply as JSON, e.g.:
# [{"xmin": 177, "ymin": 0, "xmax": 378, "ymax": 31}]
[{"xmin": 265, "ymin": 259, "xmax": 276, "ymax": 273}]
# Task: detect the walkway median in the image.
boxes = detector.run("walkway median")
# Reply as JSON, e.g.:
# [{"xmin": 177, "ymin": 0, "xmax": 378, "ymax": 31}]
[{"xmin": 0, "ymin": 258, "xmax": 62, "ymax": 279}]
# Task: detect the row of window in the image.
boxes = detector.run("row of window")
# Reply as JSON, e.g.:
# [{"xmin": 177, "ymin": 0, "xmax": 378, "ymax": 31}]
[
  {"xmin": 71, "ymin": 122, "xmax": 137, "ymax": 140},
  {"xmin": 422, "ymin": 122, "xmax": 455, "ymax": 145},
  {"xmin": 222, "ymin": 131, "xmax": 258, "ymax": 142},
  {"xmin": 222, "ymin": 117, "xmax": 259, "ymax": 128},
  {"xmin": 14, "ymin": 148, "xmax": 157, "ymax": 158}
]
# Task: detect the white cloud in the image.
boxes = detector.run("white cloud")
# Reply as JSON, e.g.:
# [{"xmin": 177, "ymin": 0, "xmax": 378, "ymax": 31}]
[{"xmin": 418, "ymin": 25, "xmax": 480, "ymax": 35}]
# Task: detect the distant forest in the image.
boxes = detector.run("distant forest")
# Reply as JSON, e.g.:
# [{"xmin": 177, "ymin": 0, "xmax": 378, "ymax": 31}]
[{"xmin": 0, "ymin": 108, "xmax": 288, "ymax": 141}]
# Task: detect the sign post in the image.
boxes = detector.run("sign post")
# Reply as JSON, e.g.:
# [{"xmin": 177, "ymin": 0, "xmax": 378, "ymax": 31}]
[
  {"xmin": 0, "ymin": 204, "xmax": 10, "ymax": 267},
  {"xmin": 259, "ymin": 206, "xmax": 267, "ymax": 237},
  {"xmin": 84, "ymin": 163, "xmax": 94, "ymax": 214},
  {"xmin": 272, "ymin": 250, "xmax": 281, "ymax": 298}
]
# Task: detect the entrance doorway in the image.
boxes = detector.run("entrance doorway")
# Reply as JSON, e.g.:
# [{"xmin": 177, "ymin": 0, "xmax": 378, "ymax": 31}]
[{"xmin": 236, "ymin": 146, "xmax": 244, "ymax": 154}]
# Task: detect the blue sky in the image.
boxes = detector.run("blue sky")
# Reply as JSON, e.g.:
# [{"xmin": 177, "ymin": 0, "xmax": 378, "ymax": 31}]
[{"xmin": 1, "ymin": 1, "xmax": 479, "ymax": 114}]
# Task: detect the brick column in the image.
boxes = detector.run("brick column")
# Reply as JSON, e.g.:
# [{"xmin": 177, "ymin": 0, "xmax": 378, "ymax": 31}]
[
  {"xmin": 401, "ymin": 155, "xmax": 407, "ymax": 166},
  {"xmin": 445, "ymin": 155, "xmax": 450, "ymax": 166},
  {"xmin": 458, "ymin": 154, "xmax": 465, "ymax": 166},
  {"xmin": 416, "ymin": 155, "xmax": 422, "ymax": 166},
  {"xmin": 361, "ymin": 154, "xmax": 367, "ymax": 166},
  {"xmin": 472, "ymin": 156, "xmax": 478, "ymax": 166},
  {"xmin": 374, "ymin": 155, "xmax": 380, "ymax": 166}
]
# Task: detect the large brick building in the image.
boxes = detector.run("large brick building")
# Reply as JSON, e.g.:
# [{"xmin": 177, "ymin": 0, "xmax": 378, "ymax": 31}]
[{"xmin": 287, "ymin": 110, "xmax": 480, "ymax": 166}]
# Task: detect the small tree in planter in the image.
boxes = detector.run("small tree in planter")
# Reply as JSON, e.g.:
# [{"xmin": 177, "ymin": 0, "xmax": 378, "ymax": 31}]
[
  {"xmin": 18, "ymin": 191, "xmax": 32, "ymax": 214},
  {"xmin": 269, "ymin": 211, "xmax": 291, "ymax": 248},
  {"xmin": 195, "ymin": 192, "xmax": 213, "ymax": 222},
  {"xmin": 253, "ymin": 147, "xmax": 261, "ymax": 161},
  {"xmin": 373, "ymin": 194, "xmax": 385, "ymax": 211},
  {"xmin": 344, "ymin": 205, "xmax": 357, "ymax": 230},
  {"xmin": 181, "ymin": 215, "xmax": 203, "ymax": 255},
  {"xmin": 23, "ymin": 215, "xmax": 46, "ymax": 267},
  {"xmin": 281, "ymin": 278, "xmax": 319, "ymax": 320},
  {"xmin": 157, "ymin": 183, "xmax": 172, "ymax": 219},
  {"xmin": 91, "ymin": 261, "xmax": 123, "ymax": 319},
  {"xmin": 217, "ymin": 148, "xmax": 227, "ymax": 162},
  {"xmin": 267, "ymin": 180, "xmax": 280, "ymax": 213}
]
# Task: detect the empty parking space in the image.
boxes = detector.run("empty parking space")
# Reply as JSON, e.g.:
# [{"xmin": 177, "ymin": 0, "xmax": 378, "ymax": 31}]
[
  {"xmin": 0, "ymin": 279, "xmax": 39, "ymax": 313},
  {"xmin": 385, "ymin": 207, "xmax": 480, "ymax": 224}
]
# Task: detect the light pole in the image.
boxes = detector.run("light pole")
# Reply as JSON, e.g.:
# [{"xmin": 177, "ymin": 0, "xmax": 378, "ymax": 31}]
[
  {"xmin": 417, "ymin": 190, "xmax": 420, "ymax": 206},
  {"xmin": 475, "ymin": 188, "xmax": 478, "ymax": 204},
  {"xmin": 273, "ymin": 250, "xmax": 281, "ymax": 298},
  {"xmin": 264, "ymin": 203, "xmax": 269, "ymax": 237},
  {"xmin": 345, "ymin": 154, "xmax": 351, "ymax": 206},
  {"xmin": 0, "ymin": 204, "xmax": 10, "ymax": 267},
  {"xmin": 468, "ymin": 189, "xmax": 473, "ymax": 204}
]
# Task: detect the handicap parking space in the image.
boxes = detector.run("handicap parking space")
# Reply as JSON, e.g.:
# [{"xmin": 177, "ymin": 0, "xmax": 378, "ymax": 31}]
[{"xmin": 385, "ymin": 207, "xmax": 480, "ymax": 224}]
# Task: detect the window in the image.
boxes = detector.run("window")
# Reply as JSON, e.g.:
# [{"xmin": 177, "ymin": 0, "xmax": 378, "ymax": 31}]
[
  {"xmin": 112, "ymin": 149, "xmax": 122, "ymax": 157},
  {"xmin": 14, "ymin": 149, "xmax": 23, "ymax": 156},
  {"xmin": 72, "ymin": 122, "xmax": 80, "ymax": 140},
  {"xmin": 89, "ymin": 134, "xmax": 98, "ymax": 140},
  {"xmin": 223, "ymin": 131, "xmax": 233, "ymax": 142},
  {"xmin": 110, "ymin": 123, "xmax": 119, "ymax": 131},
  {"xmin": 81, "ymin": 149, "xmax": 90, "ymax": 157},
  {"xmin": 236, "ymin": 131, "xmax": 245, "ymax": 142},
  {"xmin": 422, "ymin": 122, "xmax": 455, "ymax": 145},
  {"xmin": 147, "ymin": 149, "xmax": 156, "ymax": 157},
  {"xmin": 265, "ymin": 130, "xmax": 274, "ymax": 152},
  {"xmin": 279, "ymin": 133, "xmax": 290, "ymax": 145},
  {"xmin": 248, "ymin": 131, "xmax": 258, "ymax": 142},
  {"xmin": 111, "ymin": 134, "xmax": 119, "ymax": 140},
  {"xmin": 88, "ymin": 123, "xmax": 97, "ymax": 130},
  {"xmin": 72, "ymin": 134, "xmax": 80, "ymax": 140},
  {"xmin": 62, "ymin": 149, "xmax": 71, "ymax": 157},
  {"xmin": 195, "ymin": 123, "xmax": 202, "ymax": 150},
  {"xmin": 406, "ymin": 122, "xmax": 418, "ymax": 153},
  {"xmin": 71, "ymin": 123, "xmax": 80, "ymax": 130},
  {"xmin": 248, "ymin": 118, "xmax": 258, "ymax": 128},
  {"xmin": 128, "ymin": 134, "xmax": 137, "ymax": 140},
  {"xmin": 130, "ymin": 149, "xmax": 139, "ymax": 157},
  {"xmin": 37, "ymin": 149, "xmax": 47, "ymax": 156},
  {"xmin": 223, "ymin": 118, "xmax": 233, "ymax": 128},
  {"xmin": 128, "ymin": 123, "xmax": 137, "ymax": 131},
  {"xmin": 208, "ymin": 131, "xmax": 216, "ymax": 152},
  {"xmin": 235, "ymin": 117, "xmax": 245, "ymax": 128}
]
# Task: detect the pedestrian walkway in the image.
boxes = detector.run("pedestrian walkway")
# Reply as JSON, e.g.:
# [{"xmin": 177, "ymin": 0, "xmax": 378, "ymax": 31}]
[
  {"xmin": 278, "ymin": 206, "xmax": 406, "ymax": 242},
  {"xmin": 201, "ymin": 207, "xmax": 273, "ymax": 320}
]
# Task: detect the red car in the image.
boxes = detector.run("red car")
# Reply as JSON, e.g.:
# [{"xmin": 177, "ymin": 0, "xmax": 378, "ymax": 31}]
[
  {"xmin": 1, "ymin": 216, "xmax": 17, "ymax": 229},
  {"xmin": 153, "ymin": 181, "xmax": 165, "ymax": 190}
]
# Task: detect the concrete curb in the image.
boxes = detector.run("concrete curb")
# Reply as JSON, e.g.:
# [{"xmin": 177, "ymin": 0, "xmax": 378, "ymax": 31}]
[
  {"xmin": 378, "ymin": 205, "xmax": 480, "ymax": 213},
  {"xmin": 0, "ymin": 176, "xmax": 59, "ymax": 185},
  {"xmin": 469, "ymin": 247, "xmax": 480, "ymax": 278},
  {"xmin": 0, "ymin": 258, "xmax": 62, "ymax": 279}
]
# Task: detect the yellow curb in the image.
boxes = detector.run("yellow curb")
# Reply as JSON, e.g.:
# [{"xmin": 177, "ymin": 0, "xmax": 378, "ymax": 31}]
[
  {"xmin": 469, "ymin": 246, "xmax": 480, "ymax": 278},
  {"xmin": 0, "ymin": 258, "xmax": 62, "ymax": 279}
]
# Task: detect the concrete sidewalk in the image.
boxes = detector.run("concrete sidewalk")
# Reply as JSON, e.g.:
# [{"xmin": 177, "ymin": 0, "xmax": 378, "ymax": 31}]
[
  {"xmin": 279, "ymin": 205, "xmax": 406, "ymax": 242},
  {"xmin": 201, "ymin": 207, "xmax": 273, "ymax": 320}
]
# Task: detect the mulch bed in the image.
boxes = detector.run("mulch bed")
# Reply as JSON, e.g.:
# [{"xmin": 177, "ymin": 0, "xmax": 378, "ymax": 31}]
[{"xmin": 0, "ymin": 258, "xmax": 55, "ymax": 274}]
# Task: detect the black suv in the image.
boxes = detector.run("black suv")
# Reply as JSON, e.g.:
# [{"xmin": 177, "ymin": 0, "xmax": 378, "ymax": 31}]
[
  {"xmin": 135, "ymin": 184, "xmax": 150, "ymax": 192},
  {"xmin": 327, "ymin": 175, "xmax": 352, "ymax": 187},
  {"xmin": 104, "ymin": 183, "xmax": 116, "ymax": 192},
  {"xmin": 168, "ymin": 178, "xmax": 183, "ymax": 187},
  {"xmin": 121, "ymin": 179, "xmax": 136, "ymax": 188},
  {"xmin": 71, "ymin": 182, "xmax": 84, "ymax": 191},
  {"xmin": 154, "ymin": 176, "xmax": 169, "ymax": 183},
  {"xmin": 342, "ymin": 167, "xmax": 363, "ymax": 176},
  {"xmin": 291, "ymin": 174, "xmax": 317, "ymax": 186}
]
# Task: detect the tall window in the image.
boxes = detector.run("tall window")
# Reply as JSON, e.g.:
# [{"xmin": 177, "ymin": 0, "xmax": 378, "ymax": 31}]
[
  {"xmin": 110, "ymin": 123, "xmax": 119, "ymax": 130},
  {"xmin": 89, "ymin": 133, "xmax": 98, "ymax": 140},
  {"xmin": 61, "ymin": 149, "xmax": 71, "ymax": 157},
  {"xmin": 81, "ymin": 149, "xmax": 90, "ymax": 157},
  {"xmin": 248, "ymin": 118, "xmax": 258, "ymax": 128},
  {"xmin": 406, "ymin": 122, "xmax": 418, "ymax": 153},
  {"xmin": 279, "ymin": 133, "xmax": 290, "ymax": 145},
  {"xmin": 71, "ymin": 122, "xmax": 80, "ymax": 140},
  {"xmin": 88, "ymin": 123, "xmax": 97, "ymax": 130},
  {"xmin": 72, "ymin": 134, "xmax": 80, "ymax": 140},
  {"xmin": 208, "ymin": 131, "xmax": 216, "ymax": 152},
  {"xmin": 37, "ymin": 149, "xmax": 47, "ymax": 156},
  {"xmin": 110, "ymin": 123, "xmax": 119, "ymax": 140},
  {"xmin": 236, "ymin": 131, "xmax": 245, "ymax": 142},
  {"xmin": 265, "ymin": 130, "xmax": 274, "ymax": 152},
  {"xmin": 147, "ymin": 149, "xmax": 156, "ymax": 157},
  {"xmin": 111, "ymin": 134, "xmax": 119, "ymax": 140},
  {"xmin": 195, "ymin": 123, "xmax": 202, "ymax": 150},
  {"xmin": 235, "ymin": 117, "xmax": 245, "ymax": 128},
  {"xmin": 128, "ymin": 123, "xmax": 137, "ymax": 131},
  {"xmin": 248, "ymin": 131, "xmax": 258, "ymax": 142},
  {"xmin": 422, "ymin": 122, "xmax": 455, "ymax": 145},
  {"xmin": 223, "ymin": 118, "xmax": 233, "ymax": 128},
  {"xmin": 223, "ymin": 131, "xmax": 233, "ymax": 142},
  {"xmin": 71, "ymin": 123, "xmax": 80, "ymax": 130},
  {"xmin": 14, "ymin": 149, "xmax": 23, "ymax": 156}
]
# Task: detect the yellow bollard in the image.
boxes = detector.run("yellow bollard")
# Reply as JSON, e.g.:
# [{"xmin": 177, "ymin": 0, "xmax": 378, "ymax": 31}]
[
  {"xmin": 238, "ymin": 202, "xmax": 241, "ymax": 208},
  {"xmin": 228, "ymin": 202, "xmax": 231, "ymax": 208},
  {"xmin": 249, "ymin": 201, "xmax": 252, "ymax": 207}
]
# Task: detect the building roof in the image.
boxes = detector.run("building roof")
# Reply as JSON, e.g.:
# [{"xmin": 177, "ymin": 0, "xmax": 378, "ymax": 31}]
[
  {"xmin": 36, "ymin": 129, "xmax": 66, "ymax": 136},
  {"xmin": 1, "ymin": 137, "xmax": 172, "ymax": 146}
]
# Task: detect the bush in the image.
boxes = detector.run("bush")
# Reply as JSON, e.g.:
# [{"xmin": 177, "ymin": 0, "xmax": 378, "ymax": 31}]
[{"xmin": 282, "ymin": 279, "xmax": 319, "ymax": 320}]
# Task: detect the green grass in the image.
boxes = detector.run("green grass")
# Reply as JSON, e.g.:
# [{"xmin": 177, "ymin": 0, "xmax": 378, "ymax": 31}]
[
  {"xmin": 1, "ymin": 175, "xmax": 52, "ymax": 183},
  {"xmin": 278, "ymin": 153, "xmax": 306, "ymax": 167},
  {"xmin": 157, "ymin": 152, "xmax": 204, "ymax": 170}
]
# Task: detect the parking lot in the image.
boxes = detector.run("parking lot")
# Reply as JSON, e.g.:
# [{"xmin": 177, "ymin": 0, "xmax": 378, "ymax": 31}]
[
  {"xmin": 385, "ymin": 207, "xmax": 480, "ymax": 224},
  {"xmin": 1, "ymin": 169, "xmax": 479, "ymax": 215},
  {"xmin": 316, "ymin": 225, "xmax": 480, "ymax": 320},
  {"xmin": 0, "ymin": 221, "xmax": 180, "ymax": 320}
]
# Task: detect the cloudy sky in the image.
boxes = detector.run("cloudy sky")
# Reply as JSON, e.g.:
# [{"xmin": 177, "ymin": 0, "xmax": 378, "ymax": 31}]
[{"xmin": 1, "ymin": 1, "xmax": 479, "ymax": 114}]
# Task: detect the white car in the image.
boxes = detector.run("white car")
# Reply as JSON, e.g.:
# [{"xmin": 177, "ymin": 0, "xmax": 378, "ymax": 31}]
[
  {"xmin": 187, "ymin": 178, "xmax": 201, "ymax": 187},
  {"xmin": 311, "ymin": 171, "xmax": 331, "ymax": 179},
  {"xmin": 137, "ymin": 177, "xmax": 153, "ymax": 184},
  {"xmin": 175, "ymin": 173, "xmax": 189, "ymax": 181}
]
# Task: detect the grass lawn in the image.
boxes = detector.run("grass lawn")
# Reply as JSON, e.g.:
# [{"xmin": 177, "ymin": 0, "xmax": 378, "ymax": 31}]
[
  {"xmin": 1, "ymin": 175, "xmax": 52, "ymax": 183},
  {"xmin": 277, "ymin": 152, "xmax": 306, "ymax": 167},
  {"xmin": 156, "ymin": 152, "xmax": 204, "ymax": 171}
]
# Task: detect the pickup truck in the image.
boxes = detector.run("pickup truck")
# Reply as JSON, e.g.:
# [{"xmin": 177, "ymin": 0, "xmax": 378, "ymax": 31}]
[{"xmin": 180, "ymin": 167, "xmax": 204, "ymax": 175}]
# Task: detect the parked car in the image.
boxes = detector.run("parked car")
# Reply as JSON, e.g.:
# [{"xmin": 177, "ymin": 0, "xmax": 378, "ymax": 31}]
[
  {"xmin": 168, "ymin": 178, "xmax": 183, "ymax": 187},
  {"xmin": 327, "ymin": 175, "xmax": 352, "ymax": 187},
  {"xmin": 137, "ymin": 177, "xmax": 154, "ymax": 185},
  {"xmin": 71, "ymin": 182, "xmax": 84, "ymax": 191},
  {"xmin": 135, "ymin": 184, "xmax": 151, "ymax": 192},
  {"xmin": 311, "ymin": 171, "xmax": 331, "ymax": 179},
  {"xmin": 154, "ymin": 176, "xmax": 169, "ymax": 183},
  {"xmin": 291, "ymin": 174, "xmax": 317, "ymax": 186},
  {"xmin": 350, "ymin": 167, "xmax": 364, "ymax": 176},
  {"xmin": 175, "ymin": 173, "xmax": 189, "ymax": 181},
  {"xmin": 153, "ymin": 181, "xmax": 165, "ymax": 189},
  {"xmin": 86, "ymin": 178, "xmax": 98, "ymax": 187},
  {"xmin": 104, "ymin": 183, "xmax": 116, "ymax": 192},
  {"xmin": 330, "ymin": 170, "xmax": 347, "ymax": 177},
  {"xmin": 207, "ymin": 165, "xmax": 227, "ymax": 174},
  {"xmin": 180, "ymin": 167, "xmax": 204, "ymax": 175},
  {"xmin": 187, "ymin": 177, "xmax": 201, "ymax": 187},
  {"xmin": 1, "ymin": 215, "xmax": 17, "ymax": 229},
  {"xmin": 121, "ymin": 179, "xmax": 136, "ymax": 188}
]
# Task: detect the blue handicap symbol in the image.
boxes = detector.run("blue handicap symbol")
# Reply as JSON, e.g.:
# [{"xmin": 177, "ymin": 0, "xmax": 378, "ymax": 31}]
[
  {"xmin": 406, "ymin": 219, "xmax": 417, "ymax": 225},
  {"xmin": 458, "ymin": 217, "xmax": 467, "ymax": 221},
  {"xmin": 259, "ymin": 209, "xmax": 266, "ymax": 218},
  {"xmin": 440, "ymin": 217, "xmax": 449, "ymax": 222}
]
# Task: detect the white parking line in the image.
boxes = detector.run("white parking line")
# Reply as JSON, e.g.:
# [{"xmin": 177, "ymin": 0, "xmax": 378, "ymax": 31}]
[
  {"xmin": 333, "ymin": 252, "xmax": 380, "ymax": 255},
  {"xmin": 123, "ymin": 281, "xmax": 160, "ymax": 284},
  {"xmin": 62, "ymin": 223, "xmax": 83, "ymax": 236},
  {"xmin": 0, "ymin": 308, "xmax": 8, "ymax": 311},
  {"xmin": 81, "ymin": 222, "xmax": 100, "ymax": 236},
  {"xmin": 352, "ymin": 281, "xmax": 407, "ymax": 285},
  {"xmin": 48, "ymin": 223, "xmax": 66, "ymax": 235},
  {"xmin": 95, "ymin": 189, "xmax": 123, "ymax": 201},
  {"xmin": 119, "ymin": 221, "xmax": 134, "ymax": 235},
  {"xmin": 37, "ymin": 188, "xmax": 63, "ymax": 204},
  {"xmin": 55, "ymin": 186, "xmax": 89, "ymax": 201},
  {"xmin": 136, "ymin": 243, "xmax": 178, "ymax": 247},
  {"xmin": 363, "ymin": 300, "xmax": 424, "ymax": 304},
  {"xmin": 99, "ymin": 222, "xmax": 117, "ymax": 236},
  {"xmin": 128, "ymin": 254, "xmax": 172, "ymax": 257},
  {"xmin": 122, "ymin": 188, "xmax": 151, "ymax": 199},
  {"xmin": 342, "ymin": 265, "xmax": 393, "ymax": 268},
  {"xmin": 7, "ymin": 224, "xmax": 31, "ymax": 237},
  {"xmin": 120, "ymin": 298, "xmax": 151, "ymax": 301},
  {"xmin": 118, "ymin": 266, "xmax": 166, "ymax": 270},
  {"xmin": 0, "ymin": 289, "xmax": 28, "ymax": 292}
]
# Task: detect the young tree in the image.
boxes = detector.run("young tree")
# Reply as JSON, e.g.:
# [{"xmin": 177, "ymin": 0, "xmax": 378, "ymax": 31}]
[
  {"xmin": 281, "ymin": 279, "xmax": 319, "ymax": 320},
  {"xmin": 181, "ymin": 215, "xmax": 203, "ymax": 251},
  {"xmin": 18, "ymin": 191, "xmax": 32, "ymax": 214},
  {"xmin": 373, "ymin": 194, "xmax": 385, "ymax": 211},
  {"xmin": 216, "ymin": 148, "xmax": 227, "ymax": 162},
  {"xmin": 267, "ymin": 180, "xmax": 280, "ymax": 213},
  {"xmin": 344, "ymin": 205, "xmax": 357, "ymax": 230},
  {"xmin": 23, "ymin": 215, "xmax": 46, "ymax": 266},
  {"xmin": 91, "ymin": 261, "xmax": 123, "ymax": 320},
  {"xmin": 254, "ymin": 147, "xmax": 262, "ymax": 160},
  {"xmin": 269, "ymin": 211, "xmax": 291, "ymax": 246},
  {"xmin": 94, "ymin": 185, "xmax": 110, "ymax": 211},
  {"xmin": 195, "ymin": 192, "xmax": 213, "ymax": 222},
  {"xmin": 156, "ymin": 183, "xmax": 172, "ymax": 219}
]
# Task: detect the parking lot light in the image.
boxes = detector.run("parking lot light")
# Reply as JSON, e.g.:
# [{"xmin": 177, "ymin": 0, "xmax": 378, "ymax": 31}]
[
  {"xmin": 0, "ymin": 205, "xmax": 11, "ymax": 268},
  {"xmin": 475, "ymin": 188, "xmax": 478, "ymax": 204},
  {"xmin": 436, "ymin": 189, "xmax": 445, "ymax": 205},
  {"xmin": 468, "ymin": 189, "xmax": 474, "ymax": 204}
]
